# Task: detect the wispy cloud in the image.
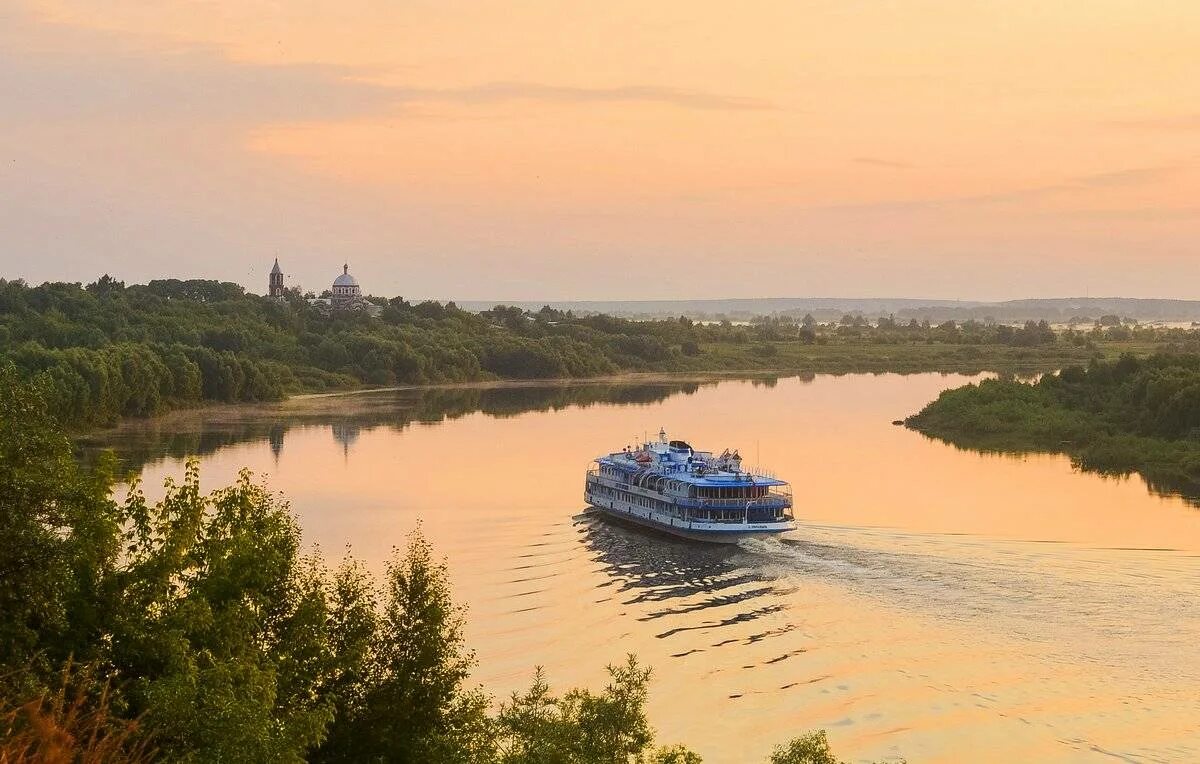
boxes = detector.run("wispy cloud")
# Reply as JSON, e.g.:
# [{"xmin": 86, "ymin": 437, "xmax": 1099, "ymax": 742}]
[
  {"xmin": 0, "ymin": 10, "xmax": 772, "ymax": 124},
  {"xmin": 1054, "ymin": 206, "xmax": 1200, "ymax": 222},
  {"xmin": 853, "ymin": 157, "xmax": 912, "ymax": 169},
  {"xmin": 807, "ymin": 163, "xmax": 1184, "ymax": 214},
  {"xmin": 1073, "ymin": 165, "xmax": 1178, "ymax": 188},
  {"xmin": 0, "ymin": 10, "xmax": 396, "ymax": 124},
  {"xmin": 399, "ymin": 82, "xmax": 773, "ymax": 111},
  {"xmin": 1104, "ymin": 114, "xmax": 1200, "ymax": 130},
  {"xmin": 955, "ymin": 165, "xmax": 1180, "ymax": 205},
  {"xmin": 950, "ymin": 164, "xmax": 1182, "ymax": 205}
]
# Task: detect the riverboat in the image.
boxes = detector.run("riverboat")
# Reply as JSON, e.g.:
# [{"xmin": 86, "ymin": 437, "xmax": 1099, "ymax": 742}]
[{"xmin": 584, "ymin": 429, "xmax": 795, "ymax": 543}]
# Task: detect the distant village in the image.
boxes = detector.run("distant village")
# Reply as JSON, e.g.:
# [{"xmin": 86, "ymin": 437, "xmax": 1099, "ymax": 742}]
[{"xmin": 267, "ymin": 258, "xmax": 382, "ymax": 317}]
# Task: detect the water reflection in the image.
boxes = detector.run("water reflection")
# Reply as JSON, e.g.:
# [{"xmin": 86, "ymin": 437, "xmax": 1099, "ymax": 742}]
[
  {"xmin": 80, "ymin": 373, "xmax": 1200, "ymax": 762},
  {"xmin": 914, "ymin": 428, "xmax": 1200, "ymax": 505},
  {"xmin": 80, "ymin": 378, "xmax": 734, "ymax": 473},
  {"xmin": 577, "ymin": 512, "xmax": 773, "ymax": 622}
]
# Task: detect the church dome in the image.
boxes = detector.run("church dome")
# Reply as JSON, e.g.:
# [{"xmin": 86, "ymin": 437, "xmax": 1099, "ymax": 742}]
[{"xmin": 333, "ymin": 264, "xmax": 358, "ymax": 287}]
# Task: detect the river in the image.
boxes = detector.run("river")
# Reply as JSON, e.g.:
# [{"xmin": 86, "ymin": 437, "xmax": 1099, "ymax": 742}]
[{"xmin": 83, "ymin": 373, "xmax": 1200, "ymax": 762}]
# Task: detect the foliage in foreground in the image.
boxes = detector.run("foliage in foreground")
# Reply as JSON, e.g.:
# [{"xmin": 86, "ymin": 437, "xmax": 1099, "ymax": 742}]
[
  {"xmin": 906, "ymin": 352, "xmax": 1200, "ymax": 498},
  {"xmin": 0, "ymin": 367, "xmax": 858, "ymax": 762},
  {"xmin": 0, "ymin": 663, "xmax": 153, "ymax": 764}
]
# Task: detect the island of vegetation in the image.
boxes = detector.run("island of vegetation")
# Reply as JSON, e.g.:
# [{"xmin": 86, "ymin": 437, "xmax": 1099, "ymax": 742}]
[
  {"xmin": 905, "ymin": 353, "xmax": 1200, "ymax": 500},
  {"xmin": 0, "ymin": 366, "xmax": 865, "ymax": 763},
  {"xmin": 2, "ymin": 275, "xmax": 1191, "ymax": 429}
]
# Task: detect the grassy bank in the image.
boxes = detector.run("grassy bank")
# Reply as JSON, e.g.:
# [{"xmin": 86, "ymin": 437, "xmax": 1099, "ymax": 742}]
[
  {"xmin": 905, "ymin": 353, "xmax": 1200, "ymax": 501},
  {"xmin": 677, "ymin": 337, "xmax": 1165, "ymax": 375}
]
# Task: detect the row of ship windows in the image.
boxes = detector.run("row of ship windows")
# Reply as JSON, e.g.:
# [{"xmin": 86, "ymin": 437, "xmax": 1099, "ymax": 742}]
[
  {"xmin": 598, "ymin": 466, "xmax": 771, "ymax": 499},
  {"xmin": 591, "ymin": 485, "xmax": 671, "ymax": 512},
  {"xmin": 591, "ymin": 483, "xmax": 791, "ymax": 523}
]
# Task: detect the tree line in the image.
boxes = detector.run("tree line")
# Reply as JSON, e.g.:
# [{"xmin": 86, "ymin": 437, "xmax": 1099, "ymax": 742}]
[
  {"xmin": 8, "ymin": 274, "xmax": 1188, "ymax": 429},
  {"xmin": 0, "ymin": 278, "xmax": 694, "ymax": 426},
  {"xmin": 0, "ymin": 367, "xmax": 860, "ymax": 763},
  {"xmin": 905, "ymin": 352, "xmax": 1200, "ymax": 499}
]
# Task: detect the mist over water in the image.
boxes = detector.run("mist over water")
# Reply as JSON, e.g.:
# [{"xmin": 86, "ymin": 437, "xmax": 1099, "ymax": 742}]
[{"xmin": 88, "ymin": 374, "xmax": 1200, "ymax": 762}]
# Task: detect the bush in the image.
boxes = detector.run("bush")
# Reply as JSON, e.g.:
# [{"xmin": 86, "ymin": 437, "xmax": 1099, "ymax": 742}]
[{"xmin": 769, "ymin": 730, "xmax": 844, "ymax": 764}]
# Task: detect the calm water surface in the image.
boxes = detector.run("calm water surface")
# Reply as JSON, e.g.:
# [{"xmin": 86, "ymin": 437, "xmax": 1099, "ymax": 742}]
[{"xmin": 85, "ymin": 374, "xmax": 1200, "ymax": 763}]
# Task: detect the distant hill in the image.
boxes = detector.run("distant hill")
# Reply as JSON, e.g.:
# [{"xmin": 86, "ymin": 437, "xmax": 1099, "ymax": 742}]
[{"xmin": 456, "ymin": 297, "xmax": 1200, "ymax": 323}]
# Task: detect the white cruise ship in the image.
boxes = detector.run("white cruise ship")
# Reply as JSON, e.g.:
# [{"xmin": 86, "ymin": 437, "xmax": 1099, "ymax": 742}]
[{"xmin": 585, "ymin": 429, "xmax": 795, "ymax": 543}]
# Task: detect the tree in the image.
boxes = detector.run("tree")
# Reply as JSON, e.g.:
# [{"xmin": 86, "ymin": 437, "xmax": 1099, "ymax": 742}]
[
  {"xmin": 85, "ymin": 273, "xmax": 125, "ymax": 295},
  {"xmin": 496, "ymin": 667, "xmax": 575, "ymax": 763},
  {"xmin": 0, "ymin": 364, "xmax": 120, "ymax": 675},
  {"xmin": 571, "ymin": 656, "xmax": 654, "ymax": 762},
  {"xmin": 653, "ymin": 745, "xmax": 704, "ymax": 763},
  {"xmin": 0, "ymin": 368, "xmax": 339, "ymax": 762},
  {"xmin": 316, "ymin": 528, "xmax": 492, "ymax": 762},
  {"xmin": 112, "ymin": 466, "xmax": 338, "ymax": 762},
  {"xmin": 768, "ymin": 731, "xmax": 844, "ymax": 764},
  {"xmin": 496, "ymin": 657, "xmax": 699, "ymax": 764}
]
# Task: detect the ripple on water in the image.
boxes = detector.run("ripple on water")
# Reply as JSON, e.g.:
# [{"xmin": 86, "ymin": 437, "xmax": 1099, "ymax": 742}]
[{"xmin": 91, "ymin": 374, "xmax": 1200, "ymax": 763}]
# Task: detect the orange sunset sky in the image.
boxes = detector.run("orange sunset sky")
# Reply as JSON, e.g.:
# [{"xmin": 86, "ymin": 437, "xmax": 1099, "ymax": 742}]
[{"xmin": 2, "ymin": 1, "xmax": 1197, "ymax": 300}]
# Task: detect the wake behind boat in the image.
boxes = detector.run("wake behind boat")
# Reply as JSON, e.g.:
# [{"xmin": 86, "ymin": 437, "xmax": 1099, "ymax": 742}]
[{"xmin": 584, "ymin": 429, "xmax": 796, "ymax": 543}]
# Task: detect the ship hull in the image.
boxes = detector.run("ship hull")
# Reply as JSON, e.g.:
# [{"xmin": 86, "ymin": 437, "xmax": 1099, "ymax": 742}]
[{"xmin": 586, "ymin": 500, "xmax": 794, "ymax": 544}]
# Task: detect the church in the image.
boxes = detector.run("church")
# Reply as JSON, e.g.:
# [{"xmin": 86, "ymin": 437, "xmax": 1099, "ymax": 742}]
[
  {"xmin": 267, "ymin": 259, "xmax": 380, "ymax": 315},
  {"xmin": 330, "ymin": 264, "xmax": 364, "ymax": 310}
]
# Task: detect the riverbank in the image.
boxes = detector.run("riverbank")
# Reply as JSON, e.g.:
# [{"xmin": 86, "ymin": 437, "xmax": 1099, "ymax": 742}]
[
  {"xmin": 905, "ymin": 352, "xmax": 1200, "ymax": 502},
  {"xmin": 7, "ymin": 276, "xmax": 1193, "ymax": 431},
  {"xmin": 671, "ymin": 337, "xmax": 1161, "ymax": 375},
  {"xmin": 66, "ymin": 336, "xmax": 1170, "ymax": 441}
]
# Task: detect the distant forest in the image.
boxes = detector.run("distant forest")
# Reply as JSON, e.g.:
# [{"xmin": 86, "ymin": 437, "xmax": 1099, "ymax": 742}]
[
  {"xmin": 2, "ymin": 275, "xmax": 1194, "ymax": 428},
  {"xmin": 460, "ymin": 296, "xmax": 1200, "ymax": 324}
]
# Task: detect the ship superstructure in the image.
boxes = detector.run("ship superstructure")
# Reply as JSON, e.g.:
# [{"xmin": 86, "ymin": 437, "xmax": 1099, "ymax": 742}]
[{"xmin": 584, "ymin": 429, "xmax": 795, "ymax": 543}]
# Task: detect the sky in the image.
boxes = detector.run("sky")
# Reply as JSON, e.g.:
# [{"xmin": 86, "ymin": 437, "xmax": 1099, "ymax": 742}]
[{"xmin": 1, "ymin": 1, "xmax": 1198, "ymax": 301}]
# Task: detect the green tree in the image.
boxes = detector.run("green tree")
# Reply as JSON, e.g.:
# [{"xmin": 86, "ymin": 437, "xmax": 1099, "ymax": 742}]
[
  {"xmin": 569, "ymin": 656, "xmax": 655, "ymax": 762},
  {"xmin": 112, "ymin": 466, "xmax": 338, "ymax": 762},
  {"xmin": 652, "ymin": 745, "xmax": 704, "ymax": 763},
  {"xmin": 496, "ymin": 658, "xmax": 699, "ymax": 764},
  {"xmin": 0, "ymin": 364, "xmax": 120, "ymax": 677},
  {"xmin": 496, "ymin": 668, "xmax": 576, "ymax": 763},
  {"xmin": 316, "ymin": 528, "xmax": 493, "ymax": 762},
  {"xmin": 768, "ymin": 731, "xmax": 844, "ymax": 764}
]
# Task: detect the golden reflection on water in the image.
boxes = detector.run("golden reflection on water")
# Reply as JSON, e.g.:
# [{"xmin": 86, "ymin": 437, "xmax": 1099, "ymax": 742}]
[{"xmin": 102, "ymin": 374, "xmax": 1200, "ymax": 762}]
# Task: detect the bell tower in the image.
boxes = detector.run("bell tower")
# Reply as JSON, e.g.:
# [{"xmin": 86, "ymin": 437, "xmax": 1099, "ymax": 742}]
[{"xmin": 268, "ymin": 257, "xmax": 285, "ymax": 299}]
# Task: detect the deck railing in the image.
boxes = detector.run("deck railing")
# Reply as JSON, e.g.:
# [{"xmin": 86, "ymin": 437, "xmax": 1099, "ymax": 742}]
[
  {"xmin": 686, "ymin": 506, "xmax": 794, "ymax": 524},
  {"xmin": 586, "ymin": 474, "xmax": 792, "ymax": 514},
  {"xmin": 674, "ymin": 491, "xmax": 791, "ymax": 510}
]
